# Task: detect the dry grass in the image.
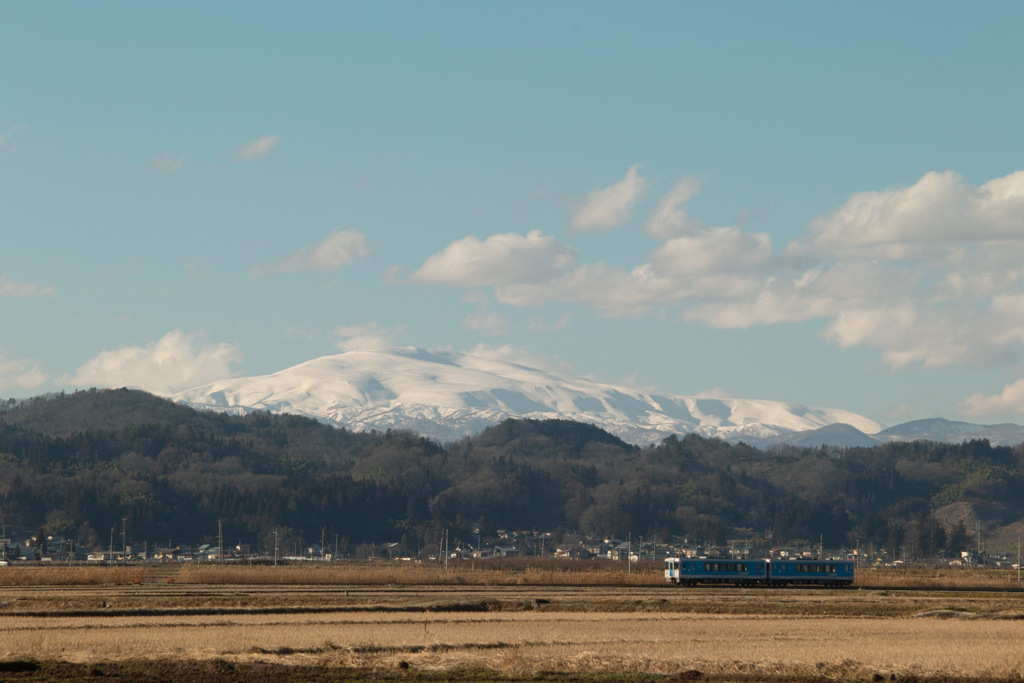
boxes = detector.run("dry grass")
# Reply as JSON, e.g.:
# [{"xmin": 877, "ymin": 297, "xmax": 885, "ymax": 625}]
[
  {"xmin": 3, "ymin": 582, "xmax": 1024, "ymax": 679},
  {"xmin": 0, "ymin": 565, "xmax": 142, "ymax": 586},
  {"xmin": 3, "ymin": 609, "xmax": 1024, "ymax": 680},
  {"xmin": 854, "ymin": 566, "xmax": 1024, "ymax": 590},
  {"xmin": 5, "ymin": 561, "xmax": 1024, "ymax": 594},
  {"xmin": 175, "ymin": 558, "xmax": 663, "ymax": 586},
  {"xmin": 0, "ymin": 559, "xmax": 662, "ymax": 587}
]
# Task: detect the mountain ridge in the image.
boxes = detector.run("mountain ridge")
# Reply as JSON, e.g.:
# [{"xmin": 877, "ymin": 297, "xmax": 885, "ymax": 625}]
[
  {"xmin": 169, "ymin": 347, "xmax": 886, "ymax": 445},
  {"xmin": 875, "ymin": 418, "xmax": 1024, "ymax": 447}
]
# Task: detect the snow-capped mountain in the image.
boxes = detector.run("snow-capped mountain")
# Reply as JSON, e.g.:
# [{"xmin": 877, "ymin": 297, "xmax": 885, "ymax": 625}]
[{"xmin": 169, "ymin": 347, "xmax": 884, "ymax": 446}]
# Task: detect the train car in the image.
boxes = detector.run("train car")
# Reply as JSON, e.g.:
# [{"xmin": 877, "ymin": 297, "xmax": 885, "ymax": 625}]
[
  {"xmin": 664, "ymin": 558, "xmax": 768, "ymax": 586},
  {"xmin": 766, "ymin": 559, "xmax": 854, "ymax": 586},
  {"xmin": 665, "ymin": 557, "xmax": 855, "ymax": 587}
]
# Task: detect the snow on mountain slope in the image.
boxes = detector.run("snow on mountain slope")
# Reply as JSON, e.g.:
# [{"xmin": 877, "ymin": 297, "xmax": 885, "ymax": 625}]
[{"xmin": 169, "ymin": 347, "xmax": 885, "ymax": 445}]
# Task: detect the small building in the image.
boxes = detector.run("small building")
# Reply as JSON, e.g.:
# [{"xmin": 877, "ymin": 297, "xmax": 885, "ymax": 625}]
[{"xmin": 152, "ymin": 547, "xmax": 181, "ymax": 561}]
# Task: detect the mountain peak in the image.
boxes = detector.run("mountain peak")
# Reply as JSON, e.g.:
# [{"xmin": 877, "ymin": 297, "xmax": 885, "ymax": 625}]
[
  {"xmin": 876, "ymin": 417, "xmax": 1024, "ymax": 447},
  {"xmin": 170, "ymin": 347, "xmax": 884, "ymax": 446}
]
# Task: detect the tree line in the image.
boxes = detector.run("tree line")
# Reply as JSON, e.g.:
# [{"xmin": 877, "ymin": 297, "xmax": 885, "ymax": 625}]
[{"xmin": 1, "ymin": 389, "xmax": 1021, "ymax": 557}]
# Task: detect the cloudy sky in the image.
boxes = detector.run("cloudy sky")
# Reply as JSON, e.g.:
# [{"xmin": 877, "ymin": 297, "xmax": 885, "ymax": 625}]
[{"xmin": 3, "ymin": 2, "xmax": 1024, "ymax": 427}]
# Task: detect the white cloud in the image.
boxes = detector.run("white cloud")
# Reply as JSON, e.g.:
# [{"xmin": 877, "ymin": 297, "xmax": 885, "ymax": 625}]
[
  {"xmin": 332, "ymin": 322, "xmax": 404, "ymax": 351},
  {"xmin": 231, "ymin": 135, "xmax": 279, "ymax": 163},
  {"xmin": 0, "ymin": 354, "xmax": 48, "ymax": 392},
  {"xmin": 959, "ymin": 379, "xmax": 1024, "ymax": 417},
  {"xmin": 65, "ymin": 330, "xmax": 242, "ymax": 395},
  {"xmin": 644, "ymin": 176, "xmax": 703, "ymax": 239},
  {"xmin": 410, "ymin": 175, "xmax": 774, "ymax": 317},
  {"xmin": 651, "ymin": 227, "xmax": 772, "ymax": 276},
  {"xmin": 685, "ymin": 261, "xmax": 914, "ymax": 329},
  {"xmin": 570, "ymin": 165, "xmax": 647, "ymax": 232},
  {"xmin": 790, "ymin": 170, "xmax": 1024, "ymax": 261},
  {"xmin": 412, "ymin": 230, "xmax": 577, "ymax": 287},
  {"xmin": 816, "ymin": 297, "xmax": 1024, "ymax": 371},
  {"xmin": 678, "ymin": 170, "xmax": 1024, "ymax": 370},
  {"xmin": 497, "ymin": 262, "xmax": 683, "ymax": 316},
  {"xmin": 463, "ymin": 311, "xmax": 512, "ymax": 336},
  {"xmin": 0, "ymin": 125, "xmax": 20, "ymax": 156},
  {"xmin": 823, "ymin": 305, "xmax": 975, "ymax": 370},
  {"xmin": 0, "ymin": 276, "xmax": 55, "ymax": 297},
  {"xmin": 381, "ymin": 265, "xmax": 404, "ymax": 285},
  {"xmin": 467, "ymin": 343, "xmax": 574, "ymax": 375},
  {"xmin": 528, "ymin": 312, "xmax": 572, "ymax": 333},
  {"xmin": 256, "ymin": 229, "xmax": 370, "ymax": 275},
  {"xmin": 989, "ymin": 293, "xmax": 1024, "ymax": 346},
  {"xmin": 694, "ymin": 388, "xmax": 735, "ymax": 399},
  {"xmin": 284, "ymin": 326, "xmax": 318, "ymax": 342},
  {"xmin": 410, "ymin": 168, "xmax": 1024, "ymax": 374},
  {"xmin": 147, "ymin": 152, "xmax": 185, "ymax": 174},
  {"xmin": 937, "ymin": 244, "xmax": 1024, "ymax": 300}
]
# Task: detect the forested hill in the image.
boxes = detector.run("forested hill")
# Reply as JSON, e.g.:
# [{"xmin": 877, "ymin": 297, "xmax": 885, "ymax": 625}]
[{"xmin": 2, "ymin": 389, "xmax": 1023, "ymax": 557}]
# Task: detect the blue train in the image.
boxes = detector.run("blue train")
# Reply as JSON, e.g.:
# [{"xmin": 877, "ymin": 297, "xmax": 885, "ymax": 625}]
[{"xmin": 664, "ymin": 557, "xmax": 854, "ymax": 587}]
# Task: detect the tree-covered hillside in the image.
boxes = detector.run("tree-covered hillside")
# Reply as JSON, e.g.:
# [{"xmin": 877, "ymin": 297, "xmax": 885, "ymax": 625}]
[{"xmin": 2, "ymin": 389, "xmax": 1023, "ymax": 557}]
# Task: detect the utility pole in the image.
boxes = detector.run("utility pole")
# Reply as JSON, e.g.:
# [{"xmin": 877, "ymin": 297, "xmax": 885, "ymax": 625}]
[
  {"xmin": 218, "ymin": 519, "xmax": 223, "ymax": 564},
  {"xmin": 121, "ymin": 518, "xmax": 127, "ymax": 563},
  {"xmin": 273, "ymin": 529, "xmax": 279, "ymax": 566},
  {"xmin": 109, "ymin": 527, "xmax": 114, "ymax": 566},
  {"xmin": 627, "ymin": 532, "xmax": 632, "ymax": 574},
  {"xmin": 321, "ymin": 527, "xmax": 326, "ymax": 560}
]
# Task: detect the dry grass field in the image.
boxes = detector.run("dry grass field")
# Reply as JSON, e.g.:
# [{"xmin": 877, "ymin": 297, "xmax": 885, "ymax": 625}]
[
  {"xmin": 4, "ymin": 559, "xmax": 1024, "ymax": 590},
  {"xmin": 2, "ymin": 564, "xmax": 1024, "ymax": 681}
]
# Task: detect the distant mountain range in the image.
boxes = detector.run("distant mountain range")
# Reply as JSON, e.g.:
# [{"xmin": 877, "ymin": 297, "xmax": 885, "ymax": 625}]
[
  {"xmin": 743, "ymin": 419, "xmax": 1024, "ymax": 449},
  {"xmin": 169, "ymin": 347, "xmax": 1024, "ymax": 448}
]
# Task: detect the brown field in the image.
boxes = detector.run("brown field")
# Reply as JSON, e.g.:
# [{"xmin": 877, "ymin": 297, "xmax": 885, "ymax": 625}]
[
  {"xmin": 2, "ymin": 563, "xmax": 1024, "ymax": 681},
  {"xmin": 4, "ymin": 559, "xmax": 1024, "ymax": 590}
]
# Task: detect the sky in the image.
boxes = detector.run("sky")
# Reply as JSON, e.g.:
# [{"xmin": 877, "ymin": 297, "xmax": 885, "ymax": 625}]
[{"xmin": 3, "ymin": 2, "xmax": 1024, "ymax": 428}]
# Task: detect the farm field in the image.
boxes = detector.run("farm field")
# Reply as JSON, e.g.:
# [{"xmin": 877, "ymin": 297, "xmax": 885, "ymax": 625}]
[{"xmin": 2, "ymin": 566, "xmax": 1024, "ymax": 681}]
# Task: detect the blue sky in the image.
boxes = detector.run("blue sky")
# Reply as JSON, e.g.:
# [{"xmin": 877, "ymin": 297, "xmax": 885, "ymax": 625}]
[{"xmin": 3, "ymin": 2, "xmax": 1024, "ymax": 427}]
